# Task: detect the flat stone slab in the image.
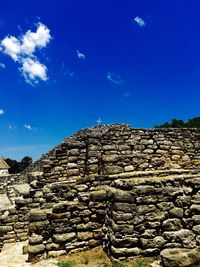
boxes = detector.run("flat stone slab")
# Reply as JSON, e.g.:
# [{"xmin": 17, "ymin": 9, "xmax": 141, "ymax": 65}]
[
  {"xmin": 13, "ymin": 183, "xmax": 30, "ymax": 195},
  {"xmin": 0, "ymin": 241, "xmax": 57, "ymax": 267},
  {"xmin": 160, "ymin": 248, "xmax": 200, "ymax": 267},
  {"xmin": 0, "ymin": 194, "xmax": 11, "ymax": 211}
]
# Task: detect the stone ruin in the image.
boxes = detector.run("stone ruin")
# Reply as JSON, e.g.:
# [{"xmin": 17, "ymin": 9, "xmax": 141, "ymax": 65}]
[{"xmin": 1, "ymin": 124, "xmax": 200, "ymax": 264}]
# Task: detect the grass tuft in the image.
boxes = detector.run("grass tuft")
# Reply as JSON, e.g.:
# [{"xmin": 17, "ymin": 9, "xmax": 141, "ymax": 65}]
[
  {"xmin": 57, "ymin": 261, "xmax": 73, "ymax": 267},
  {"xmin": 112, "ymin": 263, "xmax": 126, "ymax": 267},
  {"xmin": 132, "ymin": 263, "xmax": 144, "ymax": 267}
]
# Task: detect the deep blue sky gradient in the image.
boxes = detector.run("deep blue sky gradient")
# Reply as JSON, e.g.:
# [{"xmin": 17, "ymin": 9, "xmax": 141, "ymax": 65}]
[{"xmin": 0, "ymin": 0, "xmax": 200, "ymax": 160}]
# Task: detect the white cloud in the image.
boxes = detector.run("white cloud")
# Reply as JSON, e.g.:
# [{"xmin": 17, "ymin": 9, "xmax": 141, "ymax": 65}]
[
  {"xmin": 24, "ymin": 124, "xmax": 32, "ymax": 130},
  {"xmin": 107, "ymin": 72, "xmax": 123, "ymax": 85},
  {"xmin": 8, "ymin": 125, "xmax": 13, "ymax": 130},
  {"xmin": 20, "ymin": 23, "xmax": 51, "ymax": 55},
  {"xmin": 134, "ymin": 16, "xmax": 146, "ymax": 27},
  {"xmin": 1, "ymin": 36, "xmax": 21, "ymax": 61},
  {"xmin": 1, "ymin": 23, "xmax": 51, "ymax": 60},
  {"xmin": 0, "ymin": 22, "xmax": 51, "ymax": 84},
  {"xmin": 77, "ymin": 49, "xmax": 85, "ymax": 59},
  {"xmin": 0, "ymin": 109, "xmax": 4, "ymax": 115},
  {"xmin": 0, "ymin": 62, "xmax": 5, "ymax": 69},
  {"xmin": 21, "ymin": 58, "xmax": 47, "ymax": 83}
]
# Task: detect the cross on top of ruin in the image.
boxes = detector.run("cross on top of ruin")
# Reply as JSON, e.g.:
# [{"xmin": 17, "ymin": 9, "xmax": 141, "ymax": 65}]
[{"xmin": 97, "ymin": 118, "xmax": 102, "ymax": 125}]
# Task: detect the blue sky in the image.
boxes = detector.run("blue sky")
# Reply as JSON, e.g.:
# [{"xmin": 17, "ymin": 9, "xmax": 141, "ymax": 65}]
[{"xmin": 0, "ymin": 0, "xmax": 200, "ymax": 160}]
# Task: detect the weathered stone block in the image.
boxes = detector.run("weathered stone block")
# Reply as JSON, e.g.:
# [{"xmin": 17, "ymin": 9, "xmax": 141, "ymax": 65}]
[
  {"xmin": 161, "ymin": 248, "xmax": 200, "ymax": 267},
  {"xmin": 104, "ymin": 166, "xmax": 123, "ymax": 174},
  {"xmin": 163, "ymin": 229, "xmax": 196, "ymax": 248},
  {"xmin": 136, "ymin": 205, "xmax": 156, "ymax": 215},
  {"xmin": 169, "ymin": 208, "xmax": 184, "ymax": 219},
  {"xmin": 53, "ymin": 232, "xmax": 76, "ymax": 243},
  {"xmin": 102, "ymin": 155, "xmax": 119, "ymax": 162},
  {"xmin": 77, "ymin": 232, "xmax": 93, "ymax": 241},
  {"xmin": 113, "ymin": 190, "xmax": 134, "ymax": 203},
  {"xmin": 29, "ymin": 221, "xmax": 49, "ymax": 233},
  {"xmin": 140, "ymin": 236, "xmax": 165, "ymax": 249},
  {"xmin": 48, "ymin": 250, "xmax": 66, "ymax": 257},
  {"xmin": 28, "ymin": 244, "xmax": 45, "ymax": 254},
  {"xmin": 112, "ymin": 211, "xmax": 133, "ymax": 221},
  {"xmin": 29, "ymin": 209, "xmax": 47, "ymax": 222},
  {"xmin": 192, "ymin": 225, "xmax": 200, "ymax": 234},
  {"xmin": 29, "ymin": 233, "xmax": 43, "ymax": 244},
  {"xmin": 191, "ymin": 204, "xmax": 200, "ymax": 214},
  {"xmin": 90, "ymin": 190, "xmax": 107, "ymax": 202},
  {"xmin": 163, "ymin": 219, "xmax": 182, "ymax": 231},
  {"xmin": 110, "ymin": 235, "xmax": 138, "ymax": 247},
  {"xmin": 0, "ymin": 226, "xmax": 13, "ymax": 233},
  {"xmin": 111, "ymin": 246, "xmax": 140, "ymax": 256}
]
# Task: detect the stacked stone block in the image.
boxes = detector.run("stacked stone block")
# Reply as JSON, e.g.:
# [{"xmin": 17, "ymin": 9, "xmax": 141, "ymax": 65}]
[
  {"xmin": 40, "ymin": 125, "xmax": 200, "ymax": 182},
  {"xmin": 27, "ymin": 180, "xmax": 108, "ymax": 260},
  {"xmin": 1, "ymin": 124, "xmax": 200, "ymax": 262},
  {"xmin": 104, "ymin": 173, "xmax": 200, "ymax": 261},
  {"xmin": 0, "ymin": 194, "xmax": 30, "ymax": 250}
]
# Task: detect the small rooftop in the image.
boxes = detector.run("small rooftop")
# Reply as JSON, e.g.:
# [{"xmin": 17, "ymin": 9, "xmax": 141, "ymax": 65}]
[{"xmin": 0, "ymin": 157, "xmax": 10, "ymax": 169}]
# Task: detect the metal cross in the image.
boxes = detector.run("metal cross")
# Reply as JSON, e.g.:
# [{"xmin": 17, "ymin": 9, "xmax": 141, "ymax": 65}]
[{"xmin": 97, "ymin": 118, "xmax": 102, "ymax": 125}]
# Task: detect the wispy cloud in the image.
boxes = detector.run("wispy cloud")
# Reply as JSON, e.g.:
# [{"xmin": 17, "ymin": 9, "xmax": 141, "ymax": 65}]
[
  {"xmin": 0, "ymin": 62, "xmax": 5, "ymax": 69},
  {"xmin": 24, "ymin": 124, "xmax": 32, "ymax": 130},
  {"xmin": 0, "ymin": 22, "xmax": 52, "ymax": 84},
  {"xmin": 24, "ymin": 123, "xmax": 38, "ymax": 132},
  {"xmin": 61, "ymin": 63, "xmax": 74, "ymax": 77},
  {"xmin": 0, "ymin": 109, "xmax": 4, "ymax": 115},
  {"xmin": 77, "ymin": 49, "xmax": 85, "ymax": 60},
  {"xmin": 134, "ymin": 16, "xmax": 146, "ymax": 27},
  {"xmin": 107, "ymin": 72, "xmax": 124, "ymax": 85}
]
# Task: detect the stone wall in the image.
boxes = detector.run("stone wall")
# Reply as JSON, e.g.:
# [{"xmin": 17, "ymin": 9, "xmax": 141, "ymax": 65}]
[
  {"xmin": 1, "ymin": 124, "xmax": 200, "ymax": 262},
  {"xmin": 104, "ymin": 172, "xmax": 200, "ymax": 261},
  {"xmin": 0, "ymin": 195, "xmax": 30, "ymax": 251},
  {"xmin": 41, "ymin": 125, "xmax": 200, "ymax": 183},
  {"xmin": 0, "ymin": 173, "xmax": 41, "ymax": 251},
  {"xmin": 25, "ymin": 169, "xmax": 200, "ymax": 261},
  {"xmin": 19, "ymin": 125, "xmax": 200, "ymax": 261}
]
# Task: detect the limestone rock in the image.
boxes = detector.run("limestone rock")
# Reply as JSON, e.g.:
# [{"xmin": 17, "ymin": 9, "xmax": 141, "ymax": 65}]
[
  {"xmin": 28, "ymin": 244, "xmax": 45, "ymax": 254},
  {"xmin": 169, "ymin": 208, "xmax": 184, "ymax": 219},
  {"xmin": 163, "ymin": 219, "xmax": 182, "ymax": 231},
  {"xmin": 29, "ymin": 233, "xmax": 43, "ymax": 244},
  {"xmin": 102, "ymin": 155, "xmax": 119, "ymax": 162},
  {"xmin": 160, "ymin": 248, "xmax": 200, "ymax": 267},
  {"xmin": 111, "ymin": 246, "xmax": 140, "ymax": 256},
  {"xmin": 29, "ymin": 209, "xmax": 47, "ymax": 222},
  {"xmin": 53, "ymin": 232, "xmax": 76, "ymax": 243}
]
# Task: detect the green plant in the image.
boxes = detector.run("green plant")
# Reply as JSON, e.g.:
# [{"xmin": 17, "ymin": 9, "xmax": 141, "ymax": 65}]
[
  {"xmin": 57, "ymin": 261, "xmax": 73, "ymax": 267},
  {"xmin": 131, "ymin": 263, "xmax": 143, "ymax": 267},
  {"xmin": 112, "ymin": 263, "xmax": 126, "ymax": 267}
]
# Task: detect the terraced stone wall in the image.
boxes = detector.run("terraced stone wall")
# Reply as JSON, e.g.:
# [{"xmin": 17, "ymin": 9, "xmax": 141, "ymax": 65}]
[
  {"xmin": 25, "ymin": 170, "xmax": 200, "ymax": 261},
  {"xmin": 104, "ymin": 172, "xmax": 200, "ymax": 261},
  {"xmin": 25, "ymin": 125, "xmax": 200, "ymax": 261},
  {"xmin": 41, "ymin": 125, "xmax": 200, "ymax": 184},
  {"xmin": 1, "ymin": 124, "xmax": 200, "ymax": 261},
  {"xmin": 0, "ymin": 173, "xmax": 40, "ymax": 251},
  {"xmin": 0, "ymin": 196, "xmax": 30, "ymax": 251}
]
